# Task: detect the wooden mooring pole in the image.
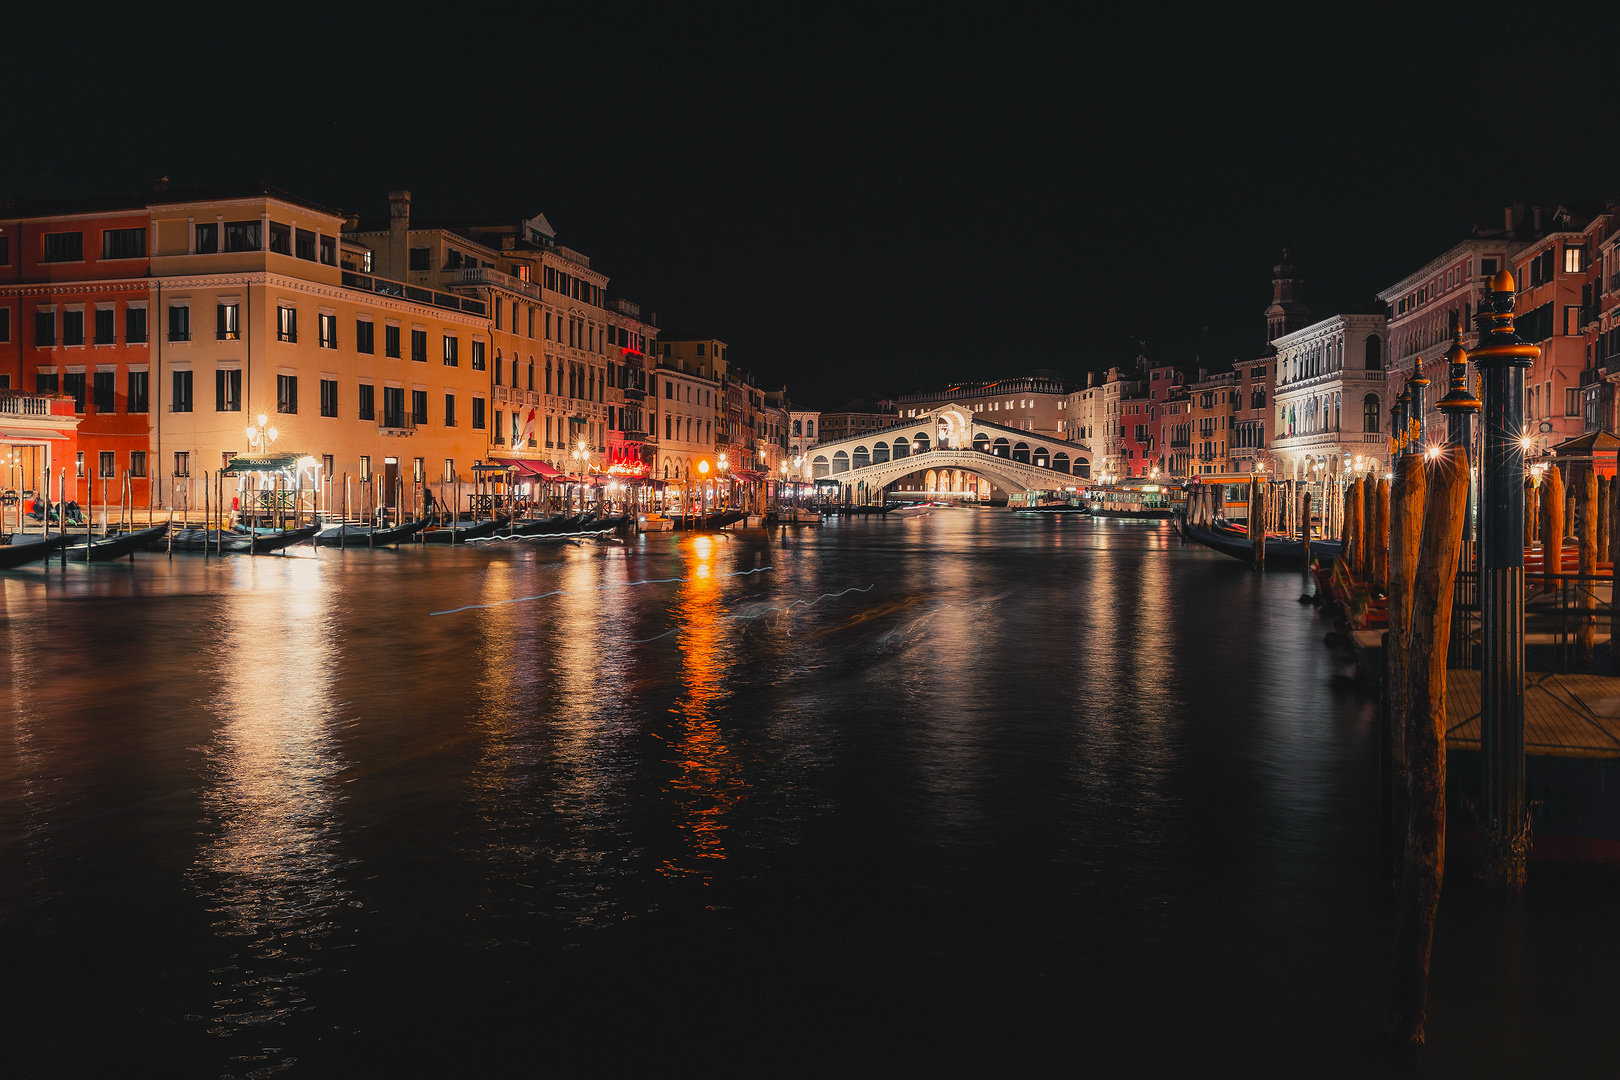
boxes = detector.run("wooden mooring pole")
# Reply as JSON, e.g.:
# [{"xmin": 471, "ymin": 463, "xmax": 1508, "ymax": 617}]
[
  {"xmin": 1580, "ymin": 465, "xmax": 1598, "ymax": 668},
  {"xmin": 1388, "ymin": 446, "xmax": 1468, "ymax": 1045}
]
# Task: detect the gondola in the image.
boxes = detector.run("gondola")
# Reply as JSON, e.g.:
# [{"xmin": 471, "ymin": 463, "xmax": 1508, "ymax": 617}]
[
  {"xmin": 151, "ymin": 525, "xmax": 320, "ymax": 553},
  {"xmin": 314, "ymin": 520, "xmax": 428, "ymax": 547},
  {"xmin": 0, "ymin": 533, "xmax": 69, "ymax": 568},
  {"xmin": 418, "ymin": 519, "xmax": 502, "ymax": 544},
  {"xmin": 668, "ymin": 510, "xmax": 747, "ymax": 532},
  {"xmin": 1184, "ymin": 519, "xmax": 1341, "ymax": 567},
  {"xmin": 64, "ymin": 525, "xmax": 169, "ymax": 561}
]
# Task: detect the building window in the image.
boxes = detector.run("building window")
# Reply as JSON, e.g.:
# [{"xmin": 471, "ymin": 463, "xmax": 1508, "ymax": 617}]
[
  {"xmin": 382, "ymin": 387, "xmax": 406, "ymax": 427},
  {"xmin": 360, "ymin": 455, "xmax": 372, "ymax": 481},
  {"xmin": 98, "ymin": 451, "xmax": 116, "ymax": 478},
  {"xmin": 323, "ymin": 454, "xmax": 335, "ymax": 476},
  {"xmin": 75, "ymin": 452, "xmax": 84, "ymax": 477},
  {"xmin": 320, "ymin": 235, "xmax": 336, "ymax": 266},
  {"xmin": 35, "ymin": 311, "xmax": 56, "ymax": 347},
  {"xmin": 385, "ymin": 325, "xmax": 401, "ymax": 359},
  {"xmin": 174, "ymin": 451, "xmax": 190, "ymax": 477},
  {"xmin": 443, "ymin": 335, "xmax": 458, "ymax": 366},
  {"xmin": 216, "ymin": 368, "xmax": 242, "ymax": 412},
  {"xmin": 409, "ymin": 248, "xmax": 430, "ymax": 271},
  {"xmin": 472, "ymin": 397, "xmax": 486, "ymax": 430},
  {"xmin": 318, "ymin": 312, "xmax": 337, "ymax": 349},
  {"xmin": 194, "ymin": 223, "xmax": 218, "ymax": 253},
  {"xmin": 444, "ymin": 393, "xmax": 456, "ymax": 427},
  {"xmin": 63, "ymin": 372, "xmax": 86, "ymax": 412},
  {"xmin": 130, "ymin": 451, "xmax": 147, "ymax": 478},
  {"xmin": 413, "ymin": 457, "xmax": 424, "ymax": 482},
  {"xmin": 217, "ymin": 303, "xmax": 240, "ymax": 340},
  {"xmin": 358, "ymin": 383, "xmax": 376, "ymax": 421},
  {"xmin": 101, "ymin": 228, "xmax": 146, "ymax": 260},
  {"xmin": 1363, "ymin": 394, "xmax": 1380, "ymax": 433},
  {"xmin": 295, "ymin": 228, "xmax": 317, "ymax": 261},
  {"xmin": 411, "ymin": 389, "xmax": 428, "ymax": 425},
  {"xmin": 42, "ymin": 232, "xmax": 83, "ymax": 262},
  {"xmin": 95, "ymin": 308, "xmax": 116, "ymax": 344},
  {"xmin": 1566, "ymin": 387, "xmax": 1581, "ymax": 416},
  {"xmin": 62, "ymin": 310, "xmax": 84, "ymax": 347},
  {"xmin": 411, "ymin": 329, "xmax": 427, "ymax": 363},
  {"xmin": 224, "ymin": 221, "xmax": 260, "ymax": 252},
  {"xmin": 321, "ymin": 378, "xmax": 338, "ymax": 417},
  {"xmin": 167, "ymin": 305, "xmax": 190, "ymax": 342},
  {"xmin": 277, "ymin": 305, "xmax": 297, "ymax": 343},
  {"xmin": 1565, "ymin": 246, "xmax": 1586, "ymax": 274},
  {"xmin": 126, "ymin": 306, "xmax": 147, "ymax": 344},
  {"xmin": 444, "ymin": 459, "xmax": 455, "ymax": 483},
  {"xmin": 277, "ymin": 374, "xmax": 298, "ymax": 414},
  {"xmin": 268, "ymin": 222, "xmax": 292, "ymax": 255},
  {"xmin": 171, "ymin": 370, "xmax": 192, "ymax": 413},
  {"xmin": 357, "ymin": 320, "xmax": 375, "ymax": 354},
  {"xmin": 92, "ymin": 371, "xmax": 115, "ymax": 412},
  {"xmin": 471, "ymin": 340, "xmax": 485, "ymax": 370}
]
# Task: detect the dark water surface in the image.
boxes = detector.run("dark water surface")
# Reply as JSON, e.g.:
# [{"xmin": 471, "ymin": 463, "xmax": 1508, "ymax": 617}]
[{"xmin": 4, "ymin": 511, "xmax": 1618, "ymax": 1076}]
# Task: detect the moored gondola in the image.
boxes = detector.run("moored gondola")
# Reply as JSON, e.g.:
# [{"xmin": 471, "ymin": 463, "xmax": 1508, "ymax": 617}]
[
  {"xmin": 314, "ymin": 520, "xmax": 428, "ymax": 547},
  {"xmin": 0, "ymin": 533, "xmax": 70, "ymax": 569},
  {"xmin": 1184, "ymin": 519, "xmax": 1341, "ymax": 567},
  {"xmin": 65, "ymin": 525, "xmax": 169, "ymax": 561}
]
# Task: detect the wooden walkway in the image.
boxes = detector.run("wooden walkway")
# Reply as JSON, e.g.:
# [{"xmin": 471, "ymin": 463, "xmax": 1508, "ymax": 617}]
[{"xmin": 1446, "ymin": 670, "xmax": 1620, "ymax": 759}]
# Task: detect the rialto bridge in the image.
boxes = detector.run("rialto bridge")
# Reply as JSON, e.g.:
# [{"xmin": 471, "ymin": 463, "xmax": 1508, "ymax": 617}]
[{"xmin": 792, "ymin": 404, "xmax": 1093, "ymax": 500}]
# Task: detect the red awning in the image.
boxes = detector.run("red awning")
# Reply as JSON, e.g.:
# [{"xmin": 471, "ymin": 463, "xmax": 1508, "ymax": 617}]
[
  {"xmin": 493, "ymin": 457, "xmax": 564, "ymax": 479},
  {"xmin": 731, "ymin": 468, "xmax": 767, "ymax": 481}
]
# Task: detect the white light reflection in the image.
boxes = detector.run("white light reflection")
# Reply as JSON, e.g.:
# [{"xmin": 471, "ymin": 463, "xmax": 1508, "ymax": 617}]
[{"xmin": 190, "ymin": 557, "xmax": 348, "ymax": 1041}]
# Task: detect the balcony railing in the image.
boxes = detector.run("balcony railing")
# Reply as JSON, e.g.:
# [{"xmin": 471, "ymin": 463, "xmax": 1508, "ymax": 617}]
[
  {"xmin": 343, "ymin": 271, "xmax": 488, "ymax": 316},
  {"xmin": 0, "ymin": 394, "xmax": 54, "ymax": 416}
]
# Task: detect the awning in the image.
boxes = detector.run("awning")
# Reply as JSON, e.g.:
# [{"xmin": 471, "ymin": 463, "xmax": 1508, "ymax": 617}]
[
  {"xmin": 0, "ymin": 429, "xmax": 70, "ymax": 440},
  {"xmin": 221, "ymin": 452, "xmax": 304, "ymax": 475},
  {"xmin": 731, "ymin": 468, "xmax": 767, "ymax": 481}
]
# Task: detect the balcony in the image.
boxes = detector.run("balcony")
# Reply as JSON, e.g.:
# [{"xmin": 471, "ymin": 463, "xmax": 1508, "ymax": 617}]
[
  {"xmin": 343, "ymin": 270, "xmax": 488, "ymax": 316},
  {"xmin": 494, "ymin": 386, "xmax": 509, "ymax": 402},
  {"xmin": 452, "ymin": 266, "xmax": 546, "ymax": 305},
  {"xmin": 378, "ymin": 417, "xmax": 416, "ymax": 437}
]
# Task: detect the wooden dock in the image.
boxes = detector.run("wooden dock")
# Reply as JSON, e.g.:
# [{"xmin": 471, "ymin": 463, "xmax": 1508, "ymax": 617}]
[{"xmin": 1445, "ymin": 670, "xmax": 1620, "ymax": 759}]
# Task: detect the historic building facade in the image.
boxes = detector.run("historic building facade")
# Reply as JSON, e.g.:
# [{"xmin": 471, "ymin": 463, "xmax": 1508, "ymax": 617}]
[{"xmin": 1267, "ymin": 311, "xmax": 1388, "ymax": 483}]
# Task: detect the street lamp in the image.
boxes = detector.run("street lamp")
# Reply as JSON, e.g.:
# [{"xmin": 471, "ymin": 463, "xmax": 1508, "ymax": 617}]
[
  {"xmin": 572, "ymin": 439, "xmax": 591, "ymax": 514},
  {"xmin": 717, "ymin": 452, "xmax": 729, "ymax": 511}
]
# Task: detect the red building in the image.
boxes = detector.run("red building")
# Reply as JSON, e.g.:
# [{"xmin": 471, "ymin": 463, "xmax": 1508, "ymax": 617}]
[{"xmin": 0, "ymin": 201, "xmax": 158, "ymax": 509}]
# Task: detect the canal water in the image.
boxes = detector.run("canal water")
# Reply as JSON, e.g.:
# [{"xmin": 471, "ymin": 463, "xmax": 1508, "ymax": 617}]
[{"xmin": 3, "ymin": 510, "xmax": 1618, "ymax": 1076}]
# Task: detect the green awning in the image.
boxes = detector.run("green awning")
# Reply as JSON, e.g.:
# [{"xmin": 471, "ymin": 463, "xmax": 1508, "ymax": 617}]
[{"xmin": 221, "ymin": 453, "xmax": 304, "ymax": 475}]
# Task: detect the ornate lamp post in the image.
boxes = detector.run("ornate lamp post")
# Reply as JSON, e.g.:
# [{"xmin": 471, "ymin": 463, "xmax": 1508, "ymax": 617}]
[
  {"xmin": 1472, "ymin": 269, "xmax": 1539, "ymax": 889},
  {"xmin": 572, "ymin": 439, "xmax": 591, "ymax": 515}
]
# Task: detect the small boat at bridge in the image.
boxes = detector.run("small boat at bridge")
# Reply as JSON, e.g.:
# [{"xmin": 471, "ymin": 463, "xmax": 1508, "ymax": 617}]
[
  {"xmin": 65, "ymin": 525, "xmax": 169, "ymax": 561},
  {"xmin": 1184, "ymin": 519, "xmax": 1340, "ymax": 567}
]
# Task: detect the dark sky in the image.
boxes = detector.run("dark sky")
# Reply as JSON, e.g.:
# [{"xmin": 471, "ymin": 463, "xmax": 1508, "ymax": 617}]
[{"xmin": 8, "ymin": 6, "xmax": 1618, "ymax": 408}]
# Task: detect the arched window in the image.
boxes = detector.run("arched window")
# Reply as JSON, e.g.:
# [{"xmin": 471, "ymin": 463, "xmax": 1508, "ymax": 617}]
[
  {"xmin": 1053, "ymin": 452, "xmax": 1070, "ymax": 473},
  {"xmin": 1365, "ymin": 335, "xmax": 1382, "ymax": 370},
  {"xmin": 832, "ymin": 451, "xmax": 850, "ymax": 474},
  {"xmin": 873, "ymin": 441, "xmax": 890, "ymax": 464},
  {"xmin": 992, "ymin": 437, "xmax": 1011, "ymax": 457},
  {"xmin": 1363, "ymin": 394, "xmax": 1380, "ymax": 433},
  {"xmin": 812, "ymin": 454, "xmax": 830, "ymax": 478},
  {"xmin": 972, "ymin": 433, "xmax": 990, "ymax": 454},
  {"xmin": 852, "ymin": 446, "xmax": 870, "ymax": 469},
  {"xmin": 892, "ymin": 437, "xmax": 910, "ymax": 459},
  {"xmin": 1033, "ymin": 446, "xmax": 1050, "ymax": 467},
  {"xmin": 1077, "ymin": 460, "xmax": 1091, "ymax": 479},
  {"xmin": 913, "ymin": 432, "xmax": 931, "ymax": 452},
  {"xmin": 1012, "ymin": 442, "xmax": 1030, "ymax": 464},
  {"xmin": 494, "ymin": 349, "xmax": 503, "ymax": 386}
]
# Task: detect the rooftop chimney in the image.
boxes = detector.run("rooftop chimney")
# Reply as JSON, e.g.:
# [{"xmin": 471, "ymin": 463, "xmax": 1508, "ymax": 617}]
[
  {"xmin": 387, "ymin": 190, "xmax": 411, "ymax": 282},
  {"xmin": 153, "ymin": 176, "xmax": 169, "ymax": 193},
  {"xmin": 1504, "ymin": 206, "xmax": 1514, "ymax": 236},
  {"xmin": 1533, "ymin": 205, "xmax": 1543, "ymax": 233}
]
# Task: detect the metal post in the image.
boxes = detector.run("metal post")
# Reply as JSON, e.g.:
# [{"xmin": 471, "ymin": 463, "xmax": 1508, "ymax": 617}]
[
  {"xmin": 1473, "ymin": 271, "xmax": 1537, "ymax": 890},
  {"xmin": 1438, "ymin": 330, "xmax": 1481, "ymax": 670}
]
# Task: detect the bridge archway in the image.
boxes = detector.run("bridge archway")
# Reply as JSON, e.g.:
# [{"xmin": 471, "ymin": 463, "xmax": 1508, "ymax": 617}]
[
  {"xmin": 832, "ymin": 450, "xmax": 849, "ymax": 474},
  {"xmin": 1013, "ymin": 442, "xmax": 1030, "ymax": 464}
]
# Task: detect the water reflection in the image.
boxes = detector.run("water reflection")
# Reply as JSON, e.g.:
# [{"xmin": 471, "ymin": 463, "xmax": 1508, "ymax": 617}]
[
  {"xmin": 664, "ymin": 536, "xmax": 745, "ymax": 879},
  {"xmin": 190, "ymin": 557, "xmax": 347, "ymax": 1043}
]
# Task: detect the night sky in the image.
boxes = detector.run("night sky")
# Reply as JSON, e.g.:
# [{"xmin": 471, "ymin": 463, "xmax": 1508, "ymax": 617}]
[{"xmin": 9, "ymin": 7, "xmax": 1619, "ymax": 407}]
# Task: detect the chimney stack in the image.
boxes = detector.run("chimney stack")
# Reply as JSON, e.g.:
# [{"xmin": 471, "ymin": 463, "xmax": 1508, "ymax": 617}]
[
  {"xmin": 1504, "ymin": 206, "xmax": 1514, "ymax": 236},
  {"xmin": 387, "ymin": 190, "xmax": 411, "ymax": 282},
  {"xmin": 153, "ymin": 176, "xmax": 169, "ymax": 193},
  {"xmin": 1533, "ymin": 205, "xmax": 1543, "ymax": 234}
]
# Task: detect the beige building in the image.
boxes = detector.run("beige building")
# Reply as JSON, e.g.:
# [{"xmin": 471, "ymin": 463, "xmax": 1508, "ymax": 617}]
[
  {"xmin": 142, "ymin": 187, "xmax": 495, "ymax": 511},
  {"xmin": 898, "ymin": 374, "xmax": 1077, "ymax": 445},
  {"xmin": 650, "ymin": 355, "xmax": 720, "ymax": 482}
]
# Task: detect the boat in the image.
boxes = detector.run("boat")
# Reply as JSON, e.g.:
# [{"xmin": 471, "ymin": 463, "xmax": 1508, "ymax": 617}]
[
  {"xmin": 0, "ymin": 533, "xmax": 70, "ymax": 568},
  {"xmin": 314, "ymin": 520, "xmax": 428, "ymax": 547},
  {"xmin": 419, "ymin": 519, "xmax": 502, "ymax": 544},
  {"xmin": 1184, "ymin": 519, "xmax": 1341, "ymax": 567},
  {"xmin": 64, "ymin": 525, "xmax": 169, "ymax": 561},
  {"xmin": 669, "ymin": 510, "xmax": 747, "ymax": 532},
  {"xmin": 1090, "ymin": 505, "xmax": 1176, "ymax": 519},
  {"xmin": 152, "ymin": 525, "xmax": 320, "ymax": 553}
]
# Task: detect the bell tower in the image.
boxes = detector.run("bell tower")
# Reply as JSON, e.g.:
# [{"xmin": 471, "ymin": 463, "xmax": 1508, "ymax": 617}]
[{"xmin": 1265, "ymin": 248, "xmax": 1310, "ymax": 344}]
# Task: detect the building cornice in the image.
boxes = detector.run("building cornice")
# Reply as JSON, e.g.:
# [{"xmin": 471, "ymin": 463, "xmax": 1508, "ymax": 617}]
[{"xmin": 1378, "ymin": 237, "xmax": 1527, "ymax": 300}]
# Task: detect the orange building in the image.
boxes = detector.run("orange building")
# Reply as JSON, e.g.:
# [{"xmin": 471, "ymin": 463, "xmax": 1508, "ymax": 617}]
[{"xmin": 0, "ymin": 201, "xmax": 158, "ymax": 509}]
